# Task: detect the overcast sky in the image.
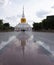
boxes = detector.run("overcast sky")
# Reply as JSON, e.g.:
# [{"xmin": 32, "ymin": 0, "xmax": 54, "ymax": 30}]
[{"xmin": 0, "ymin": 0, "xmax": 54, "ymax": 27}]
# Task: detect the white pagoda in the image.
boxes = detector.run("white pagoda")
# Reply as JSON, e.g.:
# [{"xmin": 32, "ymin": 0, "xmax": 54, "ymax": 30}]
[{"xmin": 15, "ymin": 7, "xmax": 32, "ymax": 31}]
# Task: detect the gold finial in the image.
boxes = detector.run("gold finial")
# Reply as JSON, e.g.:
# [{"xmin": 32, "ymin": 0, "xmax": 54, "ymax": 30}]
[{"xmin": 21, "ymin": 6, "xmax": 26, "ymax": 23}]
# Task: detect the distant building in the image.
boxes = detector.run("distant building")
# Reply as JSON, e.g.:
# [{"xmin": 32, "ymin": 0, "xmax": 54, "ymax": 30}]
[{"xmin": 15, "ymin": 7, "xmax": 32, "ymax": 31}]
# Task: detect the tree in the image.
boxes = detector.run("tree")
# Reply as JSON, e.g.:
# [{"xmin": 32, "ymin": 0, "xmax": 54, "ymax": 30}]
[
  {"xmin": 0, "ymin": 19, "xmax": 3, "ymax": 30},
  {"xmin": 33, "ymin": 22, "xmax": 39, "ymax": 30},
  {"xmin": 38, "ymin": 22, "xmax": 42, "ymax": 29},
  {"xmin": 32, "ymin": 15, "xmax": 54, "ymax": 31},
  {"xmin": 9, "ymin": 27, "xmax": 14, "ymax": 31},
  {"xmin": 3, "ymin": 23, "xmax": 10, "ymax": 30},
  {"xmin": 3, "ymin": 23, "xmax": 10, "ymax": 27},
  {"xmin": 0, "ymin": 19, "xmax": 14, "ymax": 31},
  {"xmin": 46, "ymin": 16, "xmax": 54, "ymax": 29},
  {"xmin": 42, "ymin": 19, "xmax": 48, "ymax": 30}
]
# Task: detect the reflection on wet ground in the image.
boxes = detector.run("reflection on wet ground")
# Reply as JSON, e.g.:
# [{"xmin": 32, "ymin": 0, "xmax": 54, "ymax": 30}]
[{"xmin": 0, "ymin": 32, "xmax": 54, "ymax": 65}]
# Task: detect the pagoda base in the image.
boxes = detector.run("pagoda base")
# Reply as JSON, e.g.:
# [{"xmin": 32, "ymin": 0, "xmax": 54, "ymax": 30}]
[{"xmin": 15, "ymin": 23, "xmax": 32, "ymax": 31}]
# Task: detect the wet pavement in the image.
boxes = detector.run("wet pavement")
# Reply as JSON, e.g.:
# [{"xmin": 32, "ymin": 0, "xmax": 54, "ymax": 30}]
[{"xmin": 0, "ymin": 32, "xmax": 54, "ymax": 65}]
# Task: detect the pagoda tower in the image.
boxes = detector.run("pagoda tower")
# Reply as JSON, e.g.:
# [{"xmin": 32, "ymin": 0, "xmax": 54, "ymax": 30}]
[
  {"xmin": 15, "ymin": 6, "xmax": 32, "ymax": 31},
  {"xmin": 21, "ymin": 6, "xmax": 26, "ymax": 23}
]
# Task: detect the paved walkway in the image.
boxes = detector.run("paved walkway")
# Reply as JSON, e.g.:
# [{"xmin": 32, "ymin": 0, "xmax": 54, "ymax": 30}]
[{"xmin": 0, "ymin": 32, "xmax": 54, "ymax": 65}]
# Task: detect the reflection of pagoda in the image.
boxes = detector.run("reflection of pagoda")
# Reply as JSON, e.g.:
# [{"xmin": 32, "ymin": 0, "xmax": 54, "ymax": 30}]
[
  {"xmin": 15, "ymin": 7, "xmax": 32, "ymax": 31},
  {"xmin": 21, "ymin": 40, "xmax": 26, "ymax": 56}
]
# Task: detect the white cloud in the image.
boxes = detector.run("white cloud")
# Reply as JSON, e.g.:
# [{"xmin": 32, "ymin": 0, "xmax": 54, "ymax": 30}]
[
  {"xmin": 0, "ymin": 0, "xmax": 54, "ymax": 26},
  {"xmin": 0, "ymin": 0, "xmax": 9, "ymax": 7},
  {"xmin": 36, "ymin": 10, "xmax": 49, "ymax": 18},
  {"xmin": 51, "ymin": 5, "xmax": 54, "ymax": 9}
]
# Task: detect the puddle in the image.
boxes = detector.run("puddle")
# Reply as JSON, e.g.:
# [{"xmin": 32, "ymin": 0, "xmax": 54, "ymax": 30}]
[
  {"xmin": 0, "ymin": 36, "xmax": 16, "ymax": 50},
  {"xmin": 0, "ymin": 32, "xmax": 54, "ymax": 56},
  {"xmin": 0, "ymin": 32, "xmax": 54, "ymax": 65}
]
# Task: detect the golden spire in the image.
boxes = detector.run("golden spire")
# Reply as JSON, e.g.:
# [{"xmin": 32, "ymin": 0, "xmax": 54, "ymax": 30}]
[{"xmin": 21, "ymin": 6, "xmax": 26, "ymax": 23}]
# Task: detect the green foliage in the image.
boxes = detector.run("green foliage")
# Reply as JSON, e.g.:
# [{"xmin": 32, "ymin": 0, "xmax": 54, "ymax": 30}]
[
  {"xmin": 0, "ymin": 19, "xmax": 3, "ymax": 30},
  {"xmin": 33, "ymin": 15, "xmax": 54, "ymax": 31},
  {"xmin": 46, "ymin": 16, "xmax": 54, "ymax": 29},
  {"xmin": 0, "ymin": 19, "xmax": 14, "ymax": 31},
  {"xmin": 2, "ymin": 23, "xmax": 10, "ymax": 30},
  {"xmin": 33, "ymin": 22, "xmax": 42, "ymax": 30},
  {"xmin": 42, "ymin": 19, "xmax": 48, "ymax": 30},
  {"xmin": 9, "ymin": 27, "xmax": 14, "ymax": 31},
  {"xmin": 3, "ymin": 23, "xmax": 10, "ymax": 27},
  {"xmin": 33, "ymin": 22, "xmax": 39, "ymax": 30},
  {"xmin": 0, "ymin": 20, "xmax": 3, "ymax": 25}
]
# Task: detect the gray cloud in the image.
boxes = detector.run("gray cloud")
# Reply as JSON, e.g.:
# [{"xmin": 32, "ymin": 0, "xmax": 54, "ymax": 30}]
[
  {"xmin": 51, "ymin": 6, "xmax": 54, "ymax": 8},
  {"xmin": 4, "ymin": 16, "xmax": 18, "ymax": 26},
  {"xmin": 5, "ymin": 14, "xmax": 21, "ymax": 20},
  {"xmin": 0, "ymin": 0, "xmax": 9, "ymax": 7},
  {"xmin": 36, "ymin": 10, "xmax": 49, "ymax": 18},
  {"xmin": 5, "ymin": 14, "xmax": 22, "ymax": 23},
  {"xmin": 0, "ymin": 0, "xmax": 5, "ymax": 6},
  {"xmin": 6, "ymin": 16, "xmax": 16, "ymax": 19}
]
